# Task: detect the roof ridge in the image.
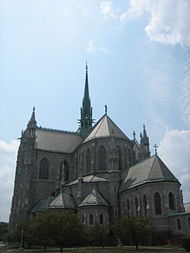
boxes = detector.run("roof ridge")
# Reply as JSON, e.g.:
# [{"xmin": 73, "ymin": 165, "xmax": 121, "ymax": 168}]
[
  {"xmin": 147, "ymin": 155, "xmax": 157, "ymax": 181},
  {"xmin": 94, "ymin": 115, "xmax": 107, "ymax": 137},
  {"xmin": 107, "ymin": 115, "xmax": 127, "ymax": 138},
  {"xmin": 157, "ymin": 156, "xmax": 165, "ymax": 179},
  {"xmin": 37, "ymin": 126, "xmax": 80, "ymax": 135}
]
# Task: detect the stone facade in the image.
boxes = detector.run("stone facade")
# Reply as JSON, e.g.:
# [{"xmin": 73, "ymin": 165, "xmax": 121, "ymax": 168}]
[{"xmin": 9, "ymin": 66, "xmax": 190, "ymax": 240}]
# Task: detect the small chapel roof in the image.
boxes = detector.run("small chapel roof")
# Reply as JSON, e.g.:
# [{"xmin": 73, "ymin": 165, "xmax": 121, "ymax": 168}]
[
  {"xmin": 120, "ymin": 155, "xmax": 179, "ymax": 192},
  {"xmin": 67, "ymin": 175, "xmax": 108, "ymax": 186},
  {"xmin": 31, "ymin": 197, "xmax": 55, "ymax": 213},
  {"xmin": 35, "ymin": 127, "xmax": 82, "ymax": 153},
  {"xmin": 79, "ymin": 188, "xmax": 109, "ymax": 207},
  {"xmin": 49, "ymin": 192, "xmax": 76, "ymax": 210},
  {"xmin": 84, "ymin": 114, "xmax": 128, "ymax": 143}
]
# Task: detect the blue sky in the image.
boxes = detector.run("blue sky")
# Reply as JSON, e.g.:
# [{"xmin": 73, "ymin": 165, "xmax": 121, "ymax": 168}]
[{"xmin": 0, "ymin": 0, "xmax": 190, "ymax": 222}]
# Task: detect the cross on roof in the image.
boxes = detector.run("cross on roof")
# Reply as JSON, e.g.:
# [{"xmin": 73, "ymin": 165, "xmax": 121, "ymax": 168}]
[
  {"xmin": 154, "ymin": 144, "xmax": 158, "ymax": 155},
  {"xmin": 105, "ymin": 105, "xmax": 107, "ymax": 114}
]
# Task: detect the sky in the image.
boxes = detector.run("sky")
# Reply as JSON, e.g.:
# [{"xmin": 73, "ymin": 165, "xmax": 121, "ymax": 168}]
[{"xmin": 0, "ymin": 0, "xmax": 190, "ymax": 222}]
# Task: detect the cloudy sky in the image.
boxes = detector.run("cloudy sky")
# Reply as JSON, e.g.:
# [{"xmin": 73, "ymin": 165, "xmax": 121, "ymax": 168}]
[{"xmin": 0, "ymin": 0, "xmax": 190, "ymax": 222}]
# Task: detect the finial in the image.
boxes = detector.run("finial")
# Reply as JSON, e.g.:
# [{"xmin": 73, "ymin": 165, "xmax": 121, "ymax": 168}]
[
  {"xmin": 143, "ymin": 124, "xmax": 145, "ymax": 129},
  {"xmin": 140, "ymin": 132, "xmax": 142, "ymax": 139},
  {"xmin": 33, "ymin": 106, "xmax": 35, "ymax": 112},
  {"xmin": 133, "ymin": 131, "xmax": 136, "ymax": 139},
  {"xmin": 154, "ymin": 144, "xmax": 158, "ymax": 155},
  {"xmin": 105, "ymin": 105, "xmax": 107, "ymax": 115}
]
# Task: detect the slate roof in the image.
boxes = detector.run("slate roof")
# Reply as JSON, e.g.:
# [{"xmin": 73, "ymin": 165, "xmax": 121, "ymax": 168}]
[
  {"xmin": 67, "ymin": 175, "xmax": 108, "ymax": 186},
  {"xmin": 49, "ymin": 192, "xmax": 76, "ymax": 209},
  {"xmin": 84, "ymin": 114, "xmax": 128, "ymax": 143},
  {"xmin": 35, "ymin": 127, "xmax": 82, "ymax": 153},
  {"xmin": 31, "ymin": 197, "xmax": 55, "ymax": 213},
  {"xmin": 79, "ymin": 189, "xmax": 109, "ymax": 207},
  {"xmin": 120, "ymin": 155, "xmax": 179, "ymax": 192}
]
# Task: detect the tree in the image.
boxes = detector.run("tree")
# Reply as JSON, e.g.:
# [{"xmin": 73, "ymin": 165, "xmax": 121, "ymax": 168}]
[
  {"xmin": 112, "ymin": 214, "xmax": 151, "ymax": 250},
  {"xmin": 0, "ymin": 222, "xmax": 8, "ymax": 243},
  {"xmin": 49, "ymin": 212, "xmax": 83, "ymax": 252},
  {"xmin": 90, "ymin": 223, "xmax": 108, "ymax": 248},
  {"xmin": 23, "ymin": 212, "xmax": 83, "ymax": 252},
  {"xmin": 23, "ymin": 214, "xmax": 53, "ymax": 249},
  {"xmin": 182, "ymin": 234, "xmax": 190, "ymax": 251}
]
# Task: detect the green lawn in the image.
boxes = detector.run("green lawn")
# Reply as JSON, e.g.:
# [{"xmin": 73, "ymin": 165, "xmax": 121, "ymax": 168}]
[{"xmin": 0, "ymin": 246, "xmax": 186, "ymax": 253}]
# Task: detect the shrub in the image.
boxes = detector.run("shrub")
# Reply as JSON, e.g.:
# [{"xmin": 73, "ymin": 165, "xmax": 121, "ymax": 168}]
[{"xmin": 182, "ymin": 234, "xmax": 190, "ymax": 251}]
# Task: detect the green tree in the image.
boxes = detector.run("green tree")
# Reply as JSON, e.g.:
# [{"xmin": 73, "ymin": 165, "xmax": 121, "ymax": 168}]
[
  {"xmin": 23, "ymin": 214, "xmax": 53, "ymax": 249},
  {"xmin": 0, "ymin": 222, "xmax": 8, "ymax": 243},
  {"xmin": 90, "ymin": 223, "xmax": 107, "ymax": 248},
  {"xmin": 49, "ymin": 212, "xmax": 83, "ymax": 253},
  {"xmin": 112, "ymin": 214, "xmax": 151, "ymax": 250}
]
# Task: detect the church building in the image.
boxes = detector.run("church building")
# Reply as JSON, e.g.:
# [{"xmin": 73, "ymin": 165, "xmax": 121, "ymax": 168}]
[{"xmin": 9, "ymin": 65, "xmax": 190, "ymax": 240}]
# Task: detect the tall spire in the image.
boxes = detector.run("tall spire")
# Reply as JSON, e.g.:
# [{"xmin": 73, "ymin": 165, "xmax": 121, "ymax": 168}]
[{"xmin": 79, "ymin": 63, "xmax": 93, "ymax": 137}]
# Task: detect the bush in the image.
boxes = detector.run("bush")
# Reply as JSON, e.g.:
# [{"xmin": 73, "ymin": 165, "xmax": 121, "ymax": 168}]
[{"xmin": 182, "ymin": 234, "xmax": 190, "ymax": 251}]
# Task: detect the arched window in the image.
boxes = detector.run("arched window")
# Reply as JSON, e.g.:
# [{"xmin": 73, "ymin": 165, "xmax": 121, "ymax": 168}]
[
  {"xmin": 128, "ymin": 149, "xmax": 132, "ymax": 167},
  {"xmin": 154, "ymin": 192, "xmax": 162, "ymax": 215},
  {"xmin": 89, "ymin": 214, "xmax": 93, "ymax": 225},
  {"xmin": 60, "ymin": 161, "xmax": 63, "ymax": 182},
  {"xmin": 100, "ymin": 214, "xmax": 103, "ymax": 224},
  {"xmin": 169, "ymin": 192, "xmax": 175, "ymax": 210},
  {"xmin": 116, "ymin": 146, "xmax": 122, "ymax": 170},
  {"xmin": 64, "ymin": 160, "xmax": 69, "ymax": 182},
  {"xmin": 143, "ymin": 194, "xmax": 147, "ymax": 215},
  {"xmin": 86, "ymin": 148, "xmax": 91, "ymax": 173},
  {"xmin": 135, "ymin": 197, "xmax": 138, "ymax": 215},
  {"xmin": 60, "ymin": 160, "xmax": 69, "ymax": 183},
  {"xmin": 98, "ymin": 145, "xmax": 107, "ymax": 170},
  {"xmin": 177, "ymin": 218, "xmax": 181, "ymax": 230},
  {"xmin": 127, "ymin": 199, "xmax": 130, "ymax": 213},
  {"xmin": 39, "ymin": 157, "xmax": 49, "ymax": 180},
  {"xmin": 81, "ymin": 214, "xmax": 85, "ymax": 224}
]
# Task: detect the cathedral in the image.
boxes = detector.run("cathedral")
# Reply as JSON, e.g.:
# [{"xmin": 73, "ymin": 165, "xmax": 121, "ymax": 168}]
[{"xmin": 10, "ymin": 65, "xmax": 190, "ymax": 240}]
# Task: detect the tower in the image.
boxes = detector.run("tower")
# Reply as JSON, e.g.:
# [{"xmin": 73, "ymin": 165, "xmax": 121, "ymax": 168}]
[
  {"xmin": 138, "ymin": 125, "xmax": 150, "ymax": 161},
  {"xmin": 79, "ymin": 64, "xmax": 93, "ymax": 137},
  {"xmin": 9, "ymin": 108, "xmax": 37, "ymax": 228}
]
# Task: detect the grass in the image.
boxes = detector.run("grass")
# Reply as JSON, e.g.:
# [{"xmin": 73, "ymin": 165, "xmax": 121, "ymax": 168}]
[{"xmin": 0, "ymin": 246, "xmax": 186, "ymax": 253}]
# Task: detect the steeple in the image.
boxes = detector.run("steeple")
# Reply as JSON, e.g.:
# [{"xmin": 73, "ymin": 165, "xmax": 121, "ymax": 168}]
[{"xmin": 79, "ymin": 63, "xmax": 93, "ymax": 137}]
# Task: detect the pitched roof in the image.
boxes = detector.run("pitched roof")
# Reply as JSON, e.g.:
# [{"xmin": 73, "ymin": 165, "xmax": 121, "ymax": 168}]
[
  {"xmin": 79, "ymin": 188, "xmax": 109, "ymax": 207},
  {"xmin": 120, "ymin": 155, "xmax": 179, "ymax": 191},
  {"xmin": 67, "ymin": 175, "xmax": 108, "ymax": 186},
  {"xmin": 84, "ymin": 114, "xmax": 128, "ymax": 143},
  {"xmin": 35, "ymin": 127, "xmax": 82, "ymax": 153},
  {"xmin": 49, "ymin": 192, "xmax": 76, "ymax": 210},
  {"xmin": 31, "ymin": 197, "xmax": 55, "ymax": 213}
]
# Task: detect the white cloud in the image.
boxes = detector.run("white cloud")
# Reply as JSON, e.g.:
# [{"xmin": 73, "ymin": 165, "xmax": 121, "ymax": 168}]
[
  {"xmin": 86, "ymin": 40, "xmax": 108, "ymax": 54},
  {"xmin": 0, "ymin": 140, "xmax": 19, "ymax": 222},
  {"xmin": 179, "ymin": 69, "xmax": 190, "ymax": 127},
  {"xmin": 100, "ymin": 1, "xmax": 117, "ymax": 19},
  {"xmin": 158, "ymin": 129, "xmax": 190, "ymax": 203},
  {"xmin": 120, "ymin": 0, "xmax": 190, "ymax": 47}
]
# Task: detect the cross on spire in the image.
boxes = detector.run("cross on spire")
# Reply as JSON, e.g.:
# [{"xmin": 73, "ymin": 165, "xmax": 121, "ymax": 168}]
[
  {"xmin": 105, "ymin": 105, "xmax": 107, "ymax": 115},
  {"xmin": 154, "ymin": 144, "xmax": 158, "ymax": 155}
]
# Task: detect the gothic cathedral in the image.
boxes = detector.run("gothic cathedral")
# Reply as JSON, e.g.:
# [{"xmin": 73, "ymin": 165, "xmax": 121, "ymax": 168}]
[{"xmin": 9, "ymin": 65, "xmax": 190, "ymax": 240}]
